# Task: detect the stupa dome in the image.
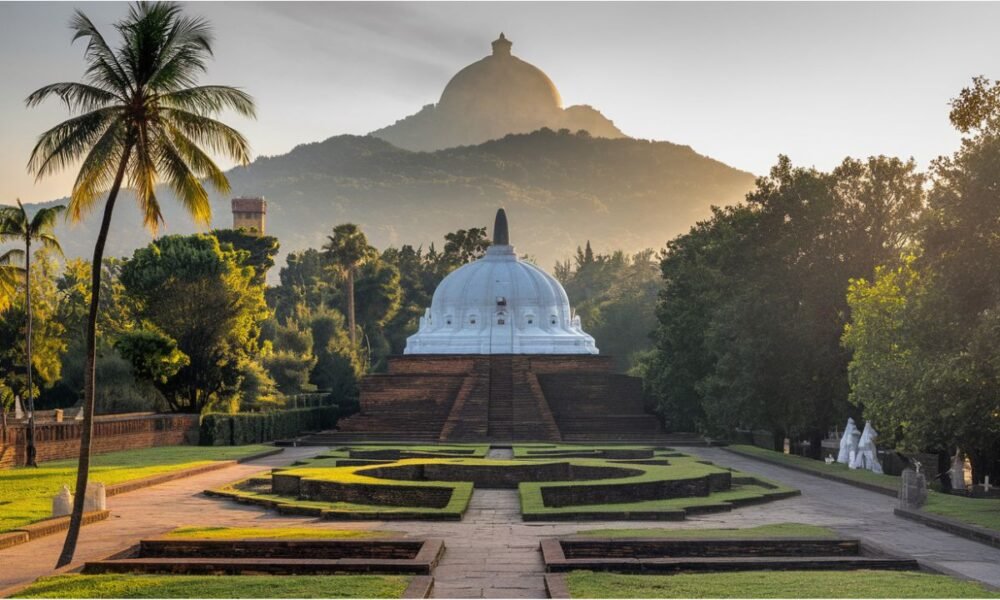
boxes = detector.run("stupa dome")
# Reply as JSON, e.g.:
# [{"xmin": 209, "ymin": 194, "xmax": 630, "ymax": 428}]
[
  {"xmin": 404, "ymin": 209, "xmax": 598, "ymax": 355},
  {"xmin": 438, "ymin": 33, "xmax": 562, "ymax": 120},
  {"xmin": 371, "ymin": 34, "xmax": 625, "ymax": 151}
]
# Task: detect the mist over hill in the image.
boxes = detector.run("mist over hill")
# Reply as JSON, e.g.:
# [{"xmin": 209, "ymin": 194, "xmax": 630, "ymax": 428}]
[{"xmin": 25, "ymin": 129, "xmax": 755, "ymax": 279}]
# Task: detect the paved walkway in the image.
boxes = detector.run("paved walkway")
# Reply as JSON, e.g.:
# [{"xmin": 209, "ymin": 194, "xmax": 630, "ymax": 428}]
[
  {"xmin": 3, "ymin": 443, "xmax": 999, "ymax": 598},
  {"xmin": 0, "ymin": 447, "xmax": 331, "ymax": 594}
]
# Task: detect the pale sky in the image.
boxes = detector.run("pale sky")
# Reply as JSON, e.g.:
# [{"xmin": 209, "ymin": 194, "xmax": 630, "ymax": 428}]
[{"xmin": 2, "ymin": 1, "xmax": 999, "ymax": 206}]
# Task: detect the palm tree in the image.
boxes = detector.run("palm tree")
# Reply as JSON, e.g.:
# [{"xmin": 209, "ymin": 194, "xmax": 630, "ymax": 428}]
[
  {"xmin": 0, "ymin": 200, "xmax": 65, "ymax": 467},
  {"xmin": 0, "ymin": 249, "xmax": 24, "ymax": 314},
  {"xmin": 322, "ymin": 224, "xmax": 376, "ymax": 346},
  {"xmin": 26, "ymin": 2, "xmax": 255, "ymax": 567}
]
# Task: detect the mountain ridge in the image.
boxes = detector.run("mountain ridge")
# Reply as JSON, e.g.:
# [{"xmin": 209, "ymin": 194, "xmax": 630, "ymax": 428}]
[{"xmin": 17, "ymin": 129, "xmax": 757, "ymax": 281}]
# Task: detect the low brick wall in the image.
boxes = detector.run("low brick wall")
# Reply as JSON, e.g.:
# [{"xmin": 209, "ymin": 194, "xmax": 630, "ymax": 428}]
[
  {"xmin": 360, "ymin": 462, "xmax": 643, "ymax": 489},
  {"xmin": 0, "ymin": 413, "xmax": 199, "ymax": 469},
  {"xmin": 541, "ymin": 471, "xmax": 732, "ymax": 508}
]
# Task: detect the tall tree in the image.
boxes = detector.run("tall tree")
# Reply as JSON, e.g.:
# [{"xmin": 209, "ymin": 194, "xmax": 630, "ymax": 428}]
[
  {"xmin": 322, "ymin": 224, "xmax": 376, "ymax": 346},
  {"xmin": 25, "ymin": 2, "xmax": 255, "ymax": 566},
  {"xmin": 0, "ymin": 200, "xmax": 65, "ymax": 467}
]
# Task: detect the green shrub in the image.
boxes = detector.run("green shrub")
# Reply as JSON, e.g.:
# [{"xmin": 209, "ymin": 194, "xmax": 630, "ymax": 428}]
[{"xmin": 200, "ymin": 406, "xmax": 339, "ymax": 446}]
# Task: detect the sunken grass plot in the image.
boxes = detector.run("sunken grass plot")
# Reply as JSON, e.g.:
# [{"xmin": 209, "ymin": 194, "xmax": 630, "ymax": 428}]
[
  {"xmin": 0, "ymin": 445, "xmax": 272, "ymax": 533},
  {"xmin": 576, "ymin": 523, "xmax": 838, "ymax": 539},
  {"xmin": 12, "ymin": 574, "xmax": 412, "ymax": 599},
  {"xmin": 519, "ymin": 454, "xmax": 798, "ymax": 520},
  {"xmin": 163, "ymin": 526, "xmax": 394, "ymax": 540},
  {"xmin": 560, "ymin": 570, "xmax": 1000, "ymax": 599}
]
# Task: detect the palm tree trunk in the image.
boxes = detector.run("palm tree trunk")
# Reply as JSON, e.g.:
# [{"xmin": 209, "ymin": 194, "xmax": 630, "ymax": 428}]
[
  {"xmin": 24, "ymin": 237, "xmax": 36, "ymax": 468},
  {"xmin": 56, "ymin": 143, "xmax": 132, "ymax": 569},
  {"xmin": 347, "ymin": 269, "xmax": 356, "ymax": 346}
]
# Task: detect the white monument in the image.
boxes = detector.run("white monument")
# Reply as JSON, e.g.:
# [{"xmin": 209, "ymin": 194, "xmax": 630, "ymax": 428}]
[
  {"xmin": 405, "ymin": 209, "xmax": 598, "ymax": 355},
  {"xmin": 52, "ymin": 485, "xmax": 73, "ymax": 517},
  {"xmin": 850, "ymin": 421, "xmax": 883, "ymax": 473},
  {"xmin": 836, "ymin": 418, "xmax": 859, "ymax": 464}
]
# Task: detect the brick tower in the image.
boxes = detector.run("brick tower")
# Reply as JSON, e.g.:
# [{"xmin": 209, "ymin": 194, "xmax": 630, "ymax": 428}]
[{"xmin": 231, "ymin": 197, "xmax": 267, "ymax": 235}]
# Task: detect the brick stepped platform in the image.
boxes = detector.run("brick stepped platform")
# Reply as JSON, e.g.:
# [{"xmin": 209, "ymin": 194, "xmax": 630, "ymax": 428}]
[
  {"xmin": 542, "ymin": 537, "xmax": 921, "ymax": 573},
  {"xmin": 311, "ymin": 354, "xmax": 666, "ymax": 443}
]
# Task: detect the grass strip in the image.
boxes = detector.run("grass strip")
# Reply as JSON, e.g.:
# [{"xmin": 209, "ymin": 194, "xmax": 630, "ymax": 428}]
[
  {"xmin": 563, "ymin": 570, "xmax": 1000, "ymax": 598},
  {"xmin": 163, "ymin": 526, "xmax": 394, "ymax": 540},
  {"xmin": 576, "ymin": 523, "xmax": 837, "ymax": 538},
  {"xmin": 13, "ymin": 574, "xmax": 411, "ymax": 599}
]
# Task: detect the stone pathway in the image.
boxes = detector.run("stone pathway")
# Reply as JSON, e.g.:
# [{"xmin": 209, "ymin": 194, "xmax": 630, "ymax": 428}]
[{"xmin": 3, "ymin": 443, "xmax": 1000, "ymax": 598}]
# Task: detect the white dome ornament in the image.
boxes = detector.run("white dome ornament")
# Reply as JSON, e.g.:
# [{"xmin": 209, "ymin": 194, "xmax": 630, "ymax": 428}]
[{"xmin": 405, "ymin": 209, "xmax": 598, "ymax": 355}]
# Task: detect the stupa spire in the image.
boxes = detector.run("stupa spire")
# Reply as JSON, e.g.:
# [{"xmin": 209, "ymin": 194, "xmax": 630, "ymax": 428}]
[
  {"xmin": 493, "ymin": 208, "xmax": 510, "ymax": 246},
  {"xmin": 491, "ymin": 33, "xmax": 512, "ymax": 57}
]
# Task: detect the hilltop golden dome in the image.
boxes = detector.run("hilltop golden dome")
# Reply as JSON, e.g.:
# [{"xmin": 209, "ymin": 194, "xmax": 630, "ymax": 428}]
[{"xmin": 438, "ymin": 33, "xmax": 563, "ymax": 121}]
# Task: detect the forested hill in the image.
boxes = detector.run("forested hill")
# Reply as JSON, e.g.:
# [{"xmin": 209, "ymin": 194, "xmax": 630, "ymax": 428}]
[{"xmin": 26, "ymin": 129, "xmax": 756, "ymax": 276}]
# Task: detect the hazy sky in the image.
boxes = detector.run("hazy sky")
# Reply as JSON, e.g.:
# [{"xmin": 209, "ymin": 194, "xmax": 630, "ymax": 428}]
[{"xmin": 2, "ymin": 1, "xmax": 999, "ymax": 205}]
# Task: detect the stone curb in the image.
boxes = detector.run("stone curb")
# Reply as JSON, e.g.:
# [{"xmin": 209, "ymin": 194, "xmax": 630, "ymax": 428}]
[
  {"xmin": 103, "ymin": 446, "xmax": 284, "ymax": 497},
  {"xmin": 0, "ymin": 510, "xmax": 111, "ymax": 553},
  {"xmin": 0, "ymin": 447, "xmax": 284, "ymax": 553},
  {"xmin": 544, "ymin": 573, "xmax": 571, "ymax": 599},
  {"xmin": 723, "ymin": 447, "xmax": 897, "ymax": 497},
  {"xmin": 402, "ymin": 575, "xmax": 434, "ymax": 598},
  {"xmin": 894, "ymin": 506, "xmax": 1000, "ymax": 550}
]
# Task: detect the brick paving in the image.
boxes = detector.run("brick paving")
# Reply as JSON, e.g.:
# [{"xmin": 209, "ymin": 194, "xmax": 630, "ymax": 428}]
[{"xmin": 2, "ymin": 443, "xmax": 999, "ymax": 598}]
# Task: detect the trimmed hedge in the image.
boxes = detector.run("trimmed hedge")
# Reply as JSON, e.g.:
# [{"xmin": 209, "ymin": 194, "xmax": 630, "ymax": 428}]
[{"xmin": 200, "ymin": 406, "xmax": 340, "ymax": 446}]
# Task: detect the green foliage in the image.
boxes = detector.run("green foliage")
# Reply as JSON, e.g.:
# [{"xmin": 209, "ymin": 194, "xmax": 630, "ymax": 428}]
[
  {"xmin": 199, "ymin": 406, "xmax": 340, "ymax": 446},
  {"xmin": 120, "ymin": 234, "xmax": 270, "ymax": 413},
  {"xmin": 557, "ymin": 245, "xmax": 661, "ymax": 371},
  {"xmin": 0, "ymin": 251, "xmax": 66, "ymax": 405},
  {"xmin": 645, "ymin": 154, "xmax": 925, "ymax": 443},
  {"xmin": 14, "ymin": 574, "xmax": 411, "ymax": 599},
  {"xmin": 842, "ymin": 78, "xmax": 1000, "ymax": 481},
  {"xmin": 211, "ymin": 229, "xmax": 280, "ymax": 286},
  {"xmin": 114, "ymin": 329, "xmax": 188, "ymax": 384}
]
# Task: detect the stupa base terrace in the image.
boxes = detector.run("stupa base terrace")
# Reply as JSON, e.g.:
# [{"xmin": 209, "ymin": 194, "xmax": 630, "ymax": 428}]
[{"xmin": 301, "ymin": 354, "xmax": 692, "ymax": 444}]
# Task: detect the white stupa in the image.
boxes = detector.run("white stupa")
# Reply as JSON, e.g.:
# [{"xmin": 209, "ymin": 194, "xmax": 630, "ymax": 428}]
[{"xmin": 404, "ymin": 209, "xmax": 598, "ymax": 355}]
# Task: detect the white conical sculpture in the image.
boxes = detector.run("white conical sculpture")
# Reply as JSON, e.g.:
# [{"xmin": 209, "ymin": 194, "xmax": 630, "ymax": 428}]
[
  {"xmin": 13, "ymin": 395, "xmax": 24, "ymax": 420},
  {"xmin": 84, "ymin": 482, "xmax": 107, "ymax": 511},
  {"xmin": 52, "ymin": 485, "xmax": 73, "ymax": 517},
  {"xmin": 837, "ymin": 418, "xmax": 859, "ymax": 464},
  {"xmin": 850, "ymin": 422, "xmax": 883, "ymax": 474}
]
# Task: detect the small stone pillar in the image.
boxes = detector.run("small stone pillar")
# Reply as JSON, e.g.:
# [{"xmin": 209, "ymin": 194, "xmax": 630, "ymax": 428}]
[
  {"xmin": 84, "ymin": 482, "xmax": 106, "ymax": 512},
  {"xmin": 52, "ymin": 485, "xmax": 73, "ymax": 517},
  {"xmin": 54, "ymin": 409, "xmax": 64, "ymax": 423},
  {"xmin": 899, "ymin": 468, "xmax": 927, "ymax": 509}
]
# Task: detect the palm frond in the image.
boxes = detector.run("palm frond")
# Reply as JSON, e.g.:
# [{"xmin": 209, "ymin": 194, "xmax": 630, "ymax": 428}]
[
  {"xmin": 0, "ymin": 203, "xmax": 27, "ymax": 244},
  {"xmin": 26, "ymin": 201, "xmax": 67, "ymax": 235},
  {"xmin": 164, "ymin": 122, "xmax": 228, "ymax": 192},
  {"xmin": 0, "ymin": 249, "xmax": 25, "ymax": 264},
  {"xmin": 69, "ymin": 120, "xmax": 127, "ymax": 221},
  {"xmin": 161, "ymin": 108, "xmax": 252, "ymax": 165},
  {"xmin": 70, "ymin": 9, "xmax": 133, "ymax": 95},
  {"xmin": 129, "ymin": 121, "xmax": 164, "ymax": 231},
  {"xmin": 26, "ymin": 82, "xmax": 122, "ymax": 113},
  {"xmin": 27, "ymin": 107, "xmax": 122, "ymax": 178},
  {"xmin": 160, "ymin": 86, "xmax": 255, "ymax": 117},
  {"xmin": 155, "ymin": 128, "xmax": 212, "ymax": 226},
  {"xmin": 148, "ymin": 12, "xmax": 214, "ymax": 91}
]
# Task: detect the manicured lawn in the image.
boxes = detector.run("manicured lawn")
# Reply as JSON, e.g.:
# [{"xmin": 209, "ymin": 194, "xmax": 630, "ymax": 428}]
[
  {"xmin": 563, "ymin": 570, "xmax": 1000, "ymax": 598},
  {"xmin": 576, "ymin": 523, "xmax": 836, "ymax": 538},
  {"xmin": 164, "ymin": 526, "xmax": 394, "ymax": 540},
  {"xmin": 728, "ymin": 444, "xmax": 898, "ymax": 490},
  {"xmin": 14, "ymin": 574, "xmax": 411, "ymax": 598},
  {"xmin": 730, "ymin": 444, "xmax": 1000, "ymax": 534},
  {"xmin": 923, "ymin": 492, "xmax": 1000, "ymax": 532},
  {"xmin": 0, "ymin": 445, "xmax": 271, "ymax": 533}
]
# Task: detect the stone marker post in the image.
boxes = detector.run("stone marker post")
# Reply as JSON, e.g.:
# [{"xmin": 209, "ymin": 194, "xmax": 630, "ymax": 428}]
[{"xmin": 899, "ymin": 468, "xmax": 928, "ymax": 509}]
